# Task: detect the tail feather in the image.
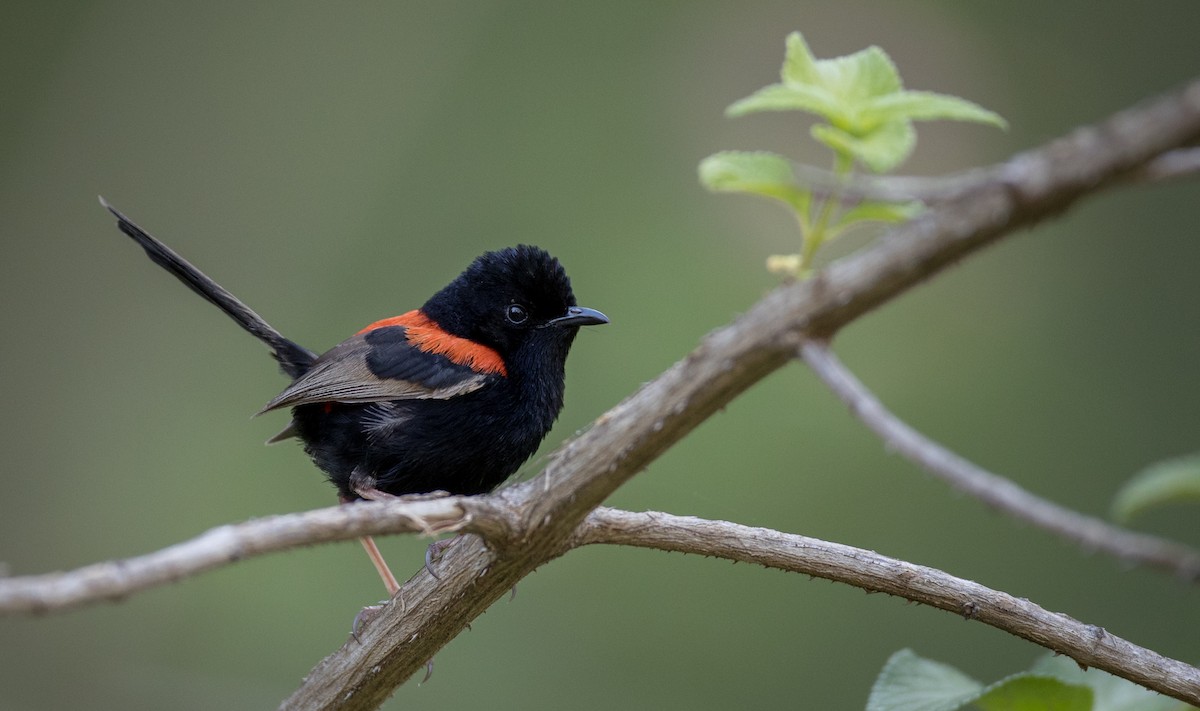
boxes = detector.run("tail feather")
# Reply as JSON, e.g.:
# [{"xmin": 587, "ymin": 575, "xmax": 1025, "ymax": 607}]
[{"xmin": 100, "ymin": 197, "xmax": 317, "ymax": 379}]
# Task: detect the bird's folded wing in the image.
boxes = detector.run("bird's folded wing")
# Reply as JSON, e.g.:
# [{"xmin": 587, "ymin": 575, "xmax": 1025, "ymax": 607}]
[{"xmin": 257, "ymin": 327, "xmax": 494, "ymax": 413}]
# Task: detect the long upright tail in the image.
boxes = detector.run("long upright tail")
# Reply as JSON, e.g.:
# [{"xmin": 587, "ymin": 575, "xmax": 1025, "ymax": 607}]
[{"xmin": 100, "ymin": 197, "xmax": 317, "ymax": 379}]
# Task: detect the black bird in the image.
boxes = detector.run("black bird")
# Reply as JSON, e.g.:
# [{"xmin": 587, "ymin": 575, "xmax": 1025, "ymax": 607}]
[{"xmin": 101, "ymin": 198, "xmax": 608, "ymax": 593}]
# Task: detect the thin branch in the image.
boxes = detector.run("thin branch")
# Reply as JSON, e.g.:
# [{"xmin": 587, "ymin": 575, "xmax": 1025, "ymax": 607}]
[
  {"xmin": 0, "ymin": 496, "xmax": 511, "ymax": 615},
  {"xmin": 575, "ymin": 507, "xmax": 1200, "ymax": 706},
  {"xmin": 798, "ymin": 340, "xmax": 1200, "ymax": 580}
]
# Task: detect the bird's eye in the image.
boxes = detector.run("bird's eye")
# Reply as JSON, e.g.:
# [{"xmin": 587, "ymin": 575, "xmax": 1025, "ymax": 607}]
[{"xmin": 505, "ymin": 303, "xmax": 529, "ymax": 325}]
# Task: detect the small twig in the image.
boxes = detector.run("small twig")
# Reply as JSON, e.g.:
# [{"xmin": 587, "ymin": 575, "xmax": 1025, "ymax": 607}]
[
  {"xmin": 1131, "ymin": 146, "xmax": 1200, "ymax": 182},
  {"xmin": 798, "ymin": 339, "xmax": 1200, "ymax": 580},
  {"xmin": 575, "ymin": 507, "xmax": 1200, "ymax": 706},
  {"xmin": 787, "ymin": 162, "xmax": 991, "ymax": 204},
  {"xmin": 789, "ymin": 146, "xmax": 1200, "ymax": 206}
]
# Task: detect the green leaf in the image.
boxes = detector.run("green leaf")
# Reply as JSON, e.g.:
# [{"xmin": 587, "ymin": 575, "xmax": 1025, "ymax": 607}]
[
  {"xmin": 780, "ymin": 31, "xmax": 821, "ymax": 85},
  {"xmin": 866, "ymin": 650, "xmax": 982, "ymax": 711},
  {"xmin": 863, "ymin": 90, "xmax": 1008, "ymax": 130},
  {"xmin": 812, "ymin": 120, "xmax": 916, "ymax": 172},
  {"xmin": 868, "ymin": 651, "xmax": 1099, "ymax": 711},
  {"xmin": 870, "ymin": 650, "xmax": 1196, "ymax": 711},
  {"xmin": 698, "ymin": 150, "xmax": 809, "ymax": 211},
  {"xmin": 833, "ymin": 200, "xmax": 923, "ymax": 231},
  {"xmin": 1031, "ymin": 654, "xmax": 1196, "ymax": 711},
  {"xmin": 726, "ymin": 83, "xmax": 841, "ymax": 120},
  {"xmin": 1111, "ymin": 452, "xmax": 1200, "ymax": 523},
  {"xmin": 764, "ymin": 32, "xmax": 903, "ymax": 128},
  {"xmin": 816, "ymin": 45, "xmax": 902, "ymax": 107},
  {"xmin": 973, "ymin": 675, "xmax": 1092, "ymax": 711},
  {"xmin": 780, "ymin": 33, "xmax": 901, "ymax": 103}
]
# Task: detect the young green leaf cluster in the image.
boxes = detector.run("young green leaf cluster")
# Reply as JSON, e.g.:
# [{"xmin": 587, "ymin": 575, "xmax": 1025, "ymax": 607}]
[{"xmin": 700, "ymin": 32, "xmax": 1005, "ymax": 277}]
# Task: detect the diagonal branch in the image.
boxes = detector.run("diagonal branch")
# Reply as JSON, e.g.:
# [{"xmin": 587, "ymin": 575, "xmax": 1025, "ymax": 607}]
[
  {"xmin": 575, "ymin": 508, "xmax": 1200, "ymax": 706},
  {"xmin": 798, "ymin": 339, "xmax": 1200, "ymax": 580}
]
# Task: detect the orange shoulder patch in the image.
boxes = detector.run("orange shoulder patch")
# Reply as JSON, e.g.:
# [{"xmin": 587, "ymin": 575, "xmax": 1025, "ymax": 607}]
[{"xmin": 357, "ymin": 310, "xmax": 507, "ymax": 376}]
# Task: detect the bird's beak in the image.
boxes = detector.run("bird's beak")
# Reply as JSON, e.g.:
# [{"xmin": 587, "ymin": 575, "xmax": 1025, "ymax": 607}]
[{"xmin": 546, "ymin": 306, "xmax": 609, "ymax": 328}]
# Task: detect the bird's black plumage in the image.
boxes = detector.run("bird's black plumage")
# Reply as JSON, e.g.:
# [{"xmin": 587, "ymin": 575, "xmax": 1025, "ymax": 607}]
[{"xmin": 101, "ymin": 198, "xmax": 607, "ymax": 502}]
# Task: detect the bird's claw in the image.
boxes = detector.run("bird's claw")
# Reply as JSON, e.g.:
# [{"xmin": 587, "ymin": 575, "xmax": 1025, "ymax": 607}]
[
  {"xmin": 350, "ymin": 602, "xmax": 388, "ymax": 642},
  {"xmin": 424, "ymin": 537, "xmax": 457, "ymax": 580}
]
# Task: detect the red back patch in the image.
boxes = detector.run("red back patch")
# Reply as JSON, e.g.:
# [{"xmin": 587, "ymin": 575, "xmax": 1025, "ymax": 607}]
[{"xmin": 358, "ymin": 310, "xmax": 507, "ymax": 376}]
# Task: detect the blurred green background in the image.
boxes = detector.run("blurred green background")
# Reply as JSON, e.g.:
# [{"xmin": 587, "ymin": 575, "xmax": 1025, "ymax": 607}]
[{"xmin": 2, "ymin": 2, "xmax": 1198, "ymax": 709}]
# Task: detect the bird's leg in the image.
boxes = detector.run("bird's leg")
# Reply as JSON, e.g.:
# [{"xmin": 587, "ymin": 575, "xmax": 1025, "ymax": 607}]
[
  {"xmin": 358, "ymin": 534, "xmax": 401, "ymax": 597},
  {"xmin": 340, "ymin": 478, "xmax": 401, "ymax": 597},
  {"xmin": 349, "ymin": 470, "xmax": 458, "ymax": 582}
]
